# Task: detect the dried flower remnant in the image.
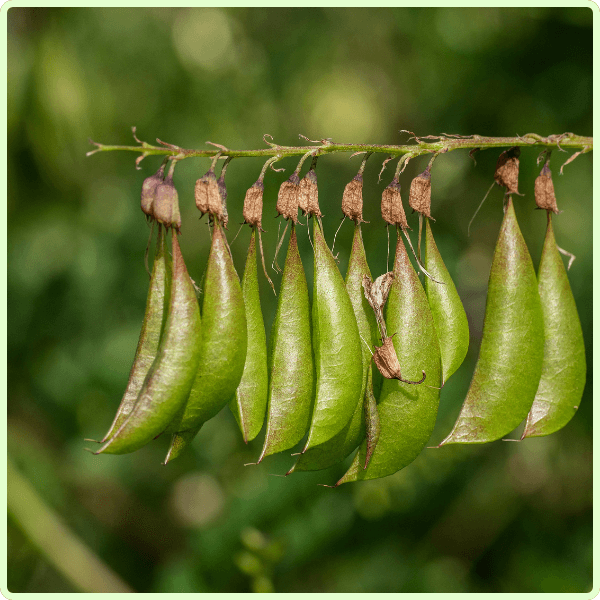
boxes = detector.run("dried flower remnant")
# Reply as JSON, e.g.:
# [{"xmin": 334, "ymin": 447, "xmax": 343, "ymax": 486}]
[
  {"xmin": 494, "ymin": 147, "xmax": 521, "ymax": 195},
  {"xmin": 342, "ymin": 176, "xmax": 364, "ymax": 222},
  {"xmin": 153, "ymin": 168, "xmax": 181, "ymax": 231},
  {"xmin": 535, "ymin": 162, "xmax": 559, "ymax": 214},
  {"xmin": 300, "ymin": 169, "xmax": 321, "ymax": 217},
  {"xmin": 372, "ymin": 337, "xmax": 426, "ymax": 384},
  {"xmin": 140, "ymin": 162, "xmax": 166, "ymax": 219},
  {"xmin": 362, "ymin": 272, "xmax": 394, "ymax": 338},
  {"xmin": 277, "ymin": 173, "xmax": 300, "ymax": 223},
  {"xmin": 243, "ymin": 181, "xmax": 264, "ymax": 229},
  {"xmin": 381, "ymin": 177, "xmax": 408, "ymax": 229},
  {"xmin": 408, "ymin": 167, "xmax": 432, "ymax": 218}
]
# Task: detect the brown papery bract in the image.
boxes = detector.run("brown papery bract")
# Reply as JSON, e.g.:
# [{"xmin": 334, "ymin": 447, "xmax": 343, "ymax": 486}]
[
  {"xmin": 372, "ymin": 336, "xmax": 426, "ymax": 384},
  {"xmin": 195, "ymin": 170, "xmax": 223, "ymax": 221},
  {"xmin": 494, "ymin": 147, "xmax": 520, "ymax": 195},
  {"xmin": 408, "ymin": 169, "xmax": 432, "ymax": 218},
  {"xmin": 243, "ymin": 181, "xmax": 264, "ymax": 228},
  {"xmin": 153, "ymin": 175, "xmax": 181, "ymax": 231},
  {"xmin": 277, "ymin": 174, "xmax": 300, "ymax": 222},
  {"xmin": 140, "ymin": 163, "xmax": 166, "ymax": 219},
  {"xmin": 535, "ymin": 163, "xmax": 559, "ymax": 214},
  {"xmin": 300, "ymin": 169, "xmax": 321, "ymax": 217},
  {"xmin": 381, "ymin": 177, "xmax": 408, "ymax": 229},
  {"xmin": 342, "ymin": 176, "xmax": 364, "ymax": 222}
]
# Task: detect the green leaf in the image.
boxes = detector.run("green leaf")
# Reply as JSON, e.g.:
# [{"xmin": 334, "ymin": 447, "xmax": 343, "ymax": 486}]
[
  {"xmin": 439, "ymin": 199, "xmax": 544, "ymax": 445},
  {"xmin": 522, "ymin": 216, "xmax": 586, "ymax": 438},
  {"xmin": 424, "ymin": 219, "xmax": 470, "ymax": 385}
]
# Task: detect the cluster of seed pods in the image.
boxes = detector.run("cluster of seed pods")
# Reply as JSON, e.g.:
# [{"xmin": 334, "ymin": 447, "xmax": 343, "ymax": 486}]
[{"xmin": 89, "ymin": 144, "xmax": 586, "ymax": 485}]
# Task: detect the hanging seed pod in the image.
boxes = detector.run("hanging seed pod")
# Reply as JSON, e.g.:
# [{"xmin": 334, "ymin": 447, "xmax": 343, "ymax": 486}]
[
  {"xmin": 381, "ymin": 177, "xmax": 408, "ymax": 229},
  {"xmin": 99, "ymin": 226, "xmax": 171, "ymax": 442},
  {"xmin": 494, "ymin": 147, "xmax": 520, "ymax": 195},
  {"xmin": 140, "ymin": 162, "xmax": 166, "ymax": 219},
  {"xmin": 302, "ymin": 220, "xmax": 363, "ymax": 452},
  {"xmin": 95, "ymin": 231, "xmax": 202, "ymax": 455},
  {"xmin": 299, "ymin": 169, "xmax": 321, "ymax": 217},
  {"xmin": 341, "ymin": 176, "xmax": 364, "ymax": 222},
  {"xmin": 165, "ymin": 222, "xmax": 247, "ymax": 463},
  {"xmin": 243, "ymin": 181, "xmax": 264, "ymax": 229},
  {"xmin": 534, "ymin": 163, "xmax": 559, "ymax": 214},
  {"xmin": 438, "ymin": 198, "xmax": 544, "ymax": 446},
  {"xmin": 521, "ymin": 214, "xmax": 585, "ymax": 438},
  {"xmin": 335, "ymin": 233, "xmax": 441, "ymax": 485},
  {"xmin": 363, "ymin": 369, "xmax": 380, "ymax": 469},
  {"xmin": 424, "ymin": 219, "xmax": 470, "ymax": 385},
  {"xmin": 229, "ymin": 229, "xmax": 269, "ymax": 443},
  {"xmin": 258, "ymin": 224, "xmax": 313, "ymax": 462},
  {"xmin": 153, "ymin": 173, "xmax": 182, "ymax": 232},
  {"xmin": 276, "ymin": 173, "xmax": 300, "ymax": 223},
  {"xmin": 195, "ymin": 168, "xmax": 223, "ymax": 221},
  {"xmin": 288, "ymin": 223, "xmax": 379, "ymax": 474}
]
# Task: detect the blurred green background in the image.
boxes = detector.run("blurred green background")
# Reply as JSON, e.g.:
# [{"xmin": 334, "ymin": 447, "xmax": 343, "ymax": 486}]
[{"xmin": 7, "ymin": 6, "xmax": 592, "ymax": 593}]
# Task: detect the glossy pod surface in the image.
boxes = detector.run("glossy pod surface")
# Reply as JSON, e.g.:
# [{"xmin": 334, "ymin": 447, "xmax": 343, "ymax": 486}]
[
  {"xmin": 424, "ymin": 218, "xmax": 470, "ymax": 385},
  {"xmin": 166, "ymin": 223, "xmax": 247, "ymax": 461},
  {"xmin": 439, "ymin": 199, "xmax": 544, "ymax": 445},
  {"xmin": 101, "ymin": 226, "xmax": 171, "ymax": 442},
  {"xmin": 302, "ymin": 220, "xmax": 363, "ymax": 452},
  {"xmin": 522, "ymin": 217, "xmax": 586, "ymax": 438},
  {"xmin": 259, "ymin": 225, "xmax": 313, "ymax": 461},
  {"xmin": 290, "ymin": 223, "xmax": 378, "ymax": 472},
  {"xmin": 336, "ymin": 234, "xmax": 441, "ymax": 484},
  {"xmin": 96, "ymin": 231, "xmax": 202, "ymax": 455},
  {"xmin": 229, "ymin": 229, "xmax": 269, "ymax": 443}
]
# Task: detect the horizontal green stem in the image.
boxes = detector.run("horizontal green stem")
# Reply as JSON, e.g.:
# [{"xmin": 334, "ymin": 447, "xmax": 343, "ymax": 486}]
[{"xmin": 88, "ymin": 132, "xmax": 592, "ymax": 164}]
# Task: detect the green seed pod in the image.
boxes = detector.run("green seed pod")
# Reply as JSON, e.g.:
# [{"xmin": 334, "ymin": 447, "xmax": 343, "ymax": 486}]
[
  {"xmin": 229, "ymin": 229, "xmax": 269, "ymax": 443},
  {"xmin": 140, "ymin": 163, "xmax": 166, "ymax": 219},
  {"xmin": 289, "ymin": 223, "xmax": 378, "ymax": 473},
  {"xmin": 165, "ymin": 222, "xmax": 247, "ymax": 462},
  {"xmin": 153, "ymin": 174, "xmax": 182, "ymax": 232},
  {"xmin": 424, "ymin": 219, "xmax": 470, "ymax": 385},
  {"xmin": 335, "ymin": 233, "xmax": 441, "ymax": 484},
  {"xmin": 95, "ymin": 231, "xmax": 202, "ymax": 455},
  {"xmin": 302, "ymin": 220, "xmax": 363, "ymax": 452},
  {"xmin": 100, "ymin": 226, "xmax": 172, "ymax": 442},
  {"xmin": 439, "ymin": 199, "xmax": 544, "ymax": 445},
  {"xmin": 363, "ymin": 368, "xmax": 380, "ymax": 469},
  {"xmin": 258, "ymin": 224, "xmax": 313, "ymax": 461},
  {"xmin": 521, "ymin": 215, "xmax": 586, "ymax": 438}
]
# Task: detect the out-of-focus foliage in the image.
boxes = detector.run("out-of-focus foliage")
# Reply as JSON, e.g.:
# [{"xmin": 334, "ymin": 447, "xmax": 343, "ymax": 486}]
[{"xmin": 8, "ymin": 7, "xmax": 592, "ymax": 593}]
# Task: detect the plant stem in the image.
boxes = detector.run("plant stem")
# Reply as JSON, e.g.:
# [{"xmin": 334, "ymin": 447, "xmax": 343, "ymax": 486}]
[
  {"xmin": 8, "ymin": 457, "xmax": 134, "ymax": 593},
  {"xmin": 87, "ymin": 132, "xmax": 593, "ymax": 165}
]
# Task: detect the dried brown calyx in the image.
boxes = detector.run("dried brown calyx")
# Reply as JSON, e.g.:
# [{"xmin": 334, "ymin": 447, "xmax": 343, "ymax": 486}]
[
  {"xmin": 299, "ymin": 169, "xmax": 321, "ymax": 217},
  {"xmin": 140, "ymin": 162, "xmax": 166, "ymax": 219},
  {"xmin": 494, "ymin": 147, "xmax": 520, "ymax": 195},
  {"xmin": 195, "ymin": 168, "xmax": 223, "ymax": 222},
  {"xmin": 153, "ymin": 173, "xmax": 181, "ymax": 232},
  {"xmin": 372, "ymin": 336, "xmax": 426, "ymax": 384},
  {"xmin": 342, "ymin": 175, "xmax": 364, "ymax": 222},
  {"xmin": 535, "ymin": 162, "xmax": 559, "ymax": 214},
  {"xmin": 243, "ymin": 180, "xmax": 264, "ymax": 228},
  {"xmin": 381, "ymin": 177, "xmax": 408, "ymax": 229},
  {"xmin": 276, "ymin": 173, "xmax": 300, "ymax": 223},
  {"xmin": 362, "ymin": 272, "xmax": 394, "ymax": 338},
  {"xmin": 408, "ymin": 167, "xmax": 432, "ymax": 218}
]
